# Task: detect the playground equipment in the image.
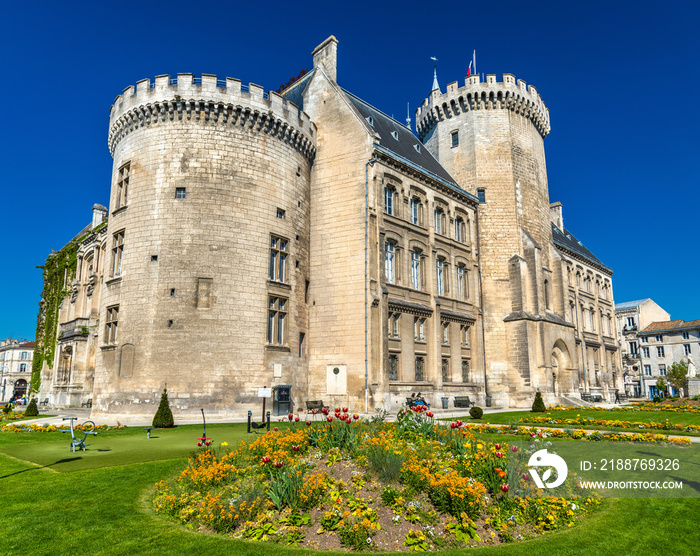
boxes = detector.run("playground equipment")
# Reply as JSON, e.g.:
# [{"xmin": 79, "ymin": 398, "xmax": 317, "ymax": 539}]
[{"xmin": 61, "ymin": 417, "xmax": 98, "ymax": 452}]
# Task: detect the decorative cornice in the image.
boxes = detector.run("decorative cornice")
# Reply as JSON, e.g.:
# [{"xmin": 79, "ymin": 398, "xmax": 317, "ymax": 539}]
[{"xmin": 388, "ymin": 297, "xmax": 433, "ymax": 318}]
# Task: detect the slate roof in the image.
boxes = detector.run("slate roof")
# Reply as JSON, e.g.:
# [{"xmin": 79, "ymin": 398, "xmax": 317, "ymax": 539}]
[
  {"xmin": 641, "ymin": 319, "xmax": 700, "ymax": 333},
  {"xmin": 551, "ymin": 223, "xmax": 611, "ymax": 273},
  {"xmin": 615, "ymin": 299, "xmax": 651, "ymax": 310}
]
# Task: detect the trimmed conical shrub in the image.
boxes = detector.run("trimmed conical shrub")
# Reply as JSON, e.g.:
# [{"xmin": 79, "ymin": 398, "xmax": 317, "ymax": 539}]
[
  {"xmin": 24, "ymin": 398, "xmax": 39, "ymax": 417},
  {"xmin": 532, "ymin": 391, "xmax": 546, "ymax": 413},
  {"xmin": 152, "ymin": 388, "xmax": 175, "ymax": 428}
]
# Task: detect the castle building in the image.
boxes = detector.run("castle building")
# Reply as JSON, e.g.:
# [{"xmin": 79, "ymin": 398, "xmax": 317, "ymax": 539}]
[{"xmin": 35, "ymin": 37, "xmax": 621, "ymax": 419}]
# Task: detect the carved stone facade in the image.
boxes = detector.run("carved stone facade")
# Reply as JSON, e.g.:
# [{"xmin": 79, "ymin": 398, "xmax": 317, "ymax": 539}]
[
  {"xmin": 37, "ymin": 36, "xmax": 621, "ymax": 418},
  {"xmin": 0, "ymin": 339, "xmax": 35, "ymax": 402}
]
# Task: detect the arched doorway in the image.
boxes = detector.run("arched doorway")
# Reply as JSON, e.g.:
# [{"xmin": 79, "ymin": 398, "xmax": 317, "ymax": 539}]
[
  {"xmin": 13, "ymin": 379, "xmax": 28, "ymax": 399},
  {"xmin": 551, "ymin": 340, "xmax": 572, "ymax": 396}
]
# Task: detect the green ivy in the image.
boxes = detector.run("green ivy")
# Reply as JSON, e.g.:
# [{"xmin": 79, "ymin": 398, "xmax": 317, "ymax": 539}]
[{"xmin": 30, "ymin": 242, "xmax": 79, "ymax": 393}]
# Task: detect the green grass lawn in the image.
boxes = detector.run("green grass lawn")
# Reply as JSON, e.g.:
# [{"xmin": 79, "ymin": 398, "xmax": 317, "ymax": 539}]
[{"xmin": 1, "ymin": 424, "xmax": 699, "ymax": 555}]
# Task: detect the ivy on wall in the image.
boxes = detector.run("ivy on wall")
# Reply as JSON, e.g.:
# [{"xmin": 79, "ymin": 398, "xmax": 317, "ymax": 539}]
[{"xmin": 30, "ymin": 243, "xmax": 78, "ymax": 393}]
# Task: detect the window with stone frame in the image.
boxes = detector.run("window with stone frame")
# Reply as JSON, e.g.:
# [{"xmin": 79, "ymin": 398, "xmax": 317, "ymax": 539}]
[
  {"xmin": 434, "ymin": 207, "xmax": 446, "ymax": 235},
  {"xmin": 659, "ymin": 364, "xmax": 666, "ymax": 375},
  {"xmin": 657, "ymin": 346, "xmax": 665, "ymax": 358},
  {"xmin": 385, "ymin": 240, "xmax": 397, "ymax": 284},
  {"xmin": 388, "ymin": 312, "xmax": 400, "ymax": 338},
  {"xmin": 442, "ymin": 322, "xmax": 449, "ymax": 344},
  {"xmin": 269, "ymin": 235, "xmax": 289, "ymax": 283},
  {"xmin": 411, "ymin": 249, "xmax": 422, "ymax": 290},
  {"xmin": 682, "ymin": 332, "xmax": 690, "ymax": 340},
  {"xmin": 455, "ymin": 216, "xmax": 468, "ymax": 243},
  {"xmin": 642, "ymin": 347, "xmax": 650, "ymax": 358},
  {"xmin": 461, "ymin": 359, "xmax": 470, "ymax": 382},
  {"xmin": 20, "ymin": 352, "xmax": 28, "ymax": 360},
  {"xmin": 436, "ymin": 257, "xmax": 445, "ymax": 296},
  {"xmin": 441, "ymin": 358, "xmax": 450, "ymax": 382},
  {"xmin": 684, "ymin": 344, "xmax": 691, "ymax": 356},
  {"xmin": 415, "ymin": 356, "xmax": 425, "ymax": 381},
  {"xmin": 268, "ymin": 296, "xmax": 288, "ymax": 345},
  {"xmin": 388, "ymin": 354, "xmax": 399, "ymax": 381},
  {"xmin": 456, "ymin": 264, "xmax": 466, "ymax": 300},
  {"xmin": 384, "ymin": 185, "xmax": 398, "ymax": 216},
  {"xmin": 20, "ymin": 363, "xmax": 27, "ymax": 372},
  {"xmin": 112, "ymin": 231, "xmax": 125, "ymax": 277},
  {"xmin": 460, "ymin": 324, "xmax": 470, "ymax": 346},
  {"xmin": 410, "ymin": 196, "xmax": 422, "ymax": 226},
  {"xmin": 643, "ymin": 365, "xmax": 652, "ymax": 376},
  {"xmin": 414, "ymin": 317, "xmax": 425, "ymax": 341},
  {"xmin": 105, "ymin": 305, "xmax": 119, "ymax": 344},
  {"xmin": 115, "ymin": 162, "xmax": 130, "ymax": 210}
]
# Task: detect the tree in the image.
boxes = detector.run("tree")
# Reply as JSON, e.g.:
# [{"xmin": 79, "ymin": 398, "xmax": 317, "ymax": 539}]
[
  {"xmin": 24, "ymin": 398, "xmax": 39, "ymax": 417},
  {"xmin": 532, "ymin": 391, "xmax": 546, "ymax": 412},
  {"xmin": 152, "ymin": 388, "xmax": 174, "ymax": 428},
  {"xmin": 655, "ymin": 376, "xmax": 667, "ymax": 396},
  {"xmin": 667, "ymin": 360, "xmax": 688, "ymax": 397}
]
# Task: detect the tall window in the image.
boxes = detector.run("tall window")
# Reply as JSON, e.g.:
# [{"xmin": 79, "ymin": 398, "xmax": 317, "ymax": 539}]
[
  {"xmin": 643, "ymin": 365, "xmax": 652, "ymax": 376},
  {"xmin": 627, "ymin": 317, "xmax": 636, "ymax": 328},
  {"xmin": 434, "ymin": 208, "xmax": 445, "ymax": 234},
  {"xmin": 629, "ymin": 341, "xmax": 638, "ymax": 356},
  {"xmin": 451, "ymin": 131, "xmax": 459, "ymax": 147},
  {"xmin": 455, "ymin": 217, "xmax": 466, "ymax": 243},
  {"xmin": 388, "ymin": 354, "xmax": 399, "ymax": 381},
  {"xmin": 684, "ymin": 344, "xmax": 692, "ymax": 355},
  {"xmin": 268, "ymin": 296, "xmax": 288, "ymax": 345},
  {"xmin": 20, "ymin": 363, "xmax": 27, "ymax": 372},
  {"xmin": 655, "ymin": 335, "xmax": 663, "ymax": 342},
  {"xmin": 116, "ymin": 162, "xmax": 130, "ymax": 209},
  {"xmin": 385, "ymin": 241, "xmax": 396, "ymax": 284},
  {"xmin": 436, "ymin": 258, "xmax": 444, "ymax": 296},
  {"xmin": 457, "ymin": 265, "xmax": 465, "ymax": 300},
  {"xmin": 105, "ymin": 305, "xmax": 119, "ymax": 344},
  {"xmin": 415, "ymin": 357, "xmax": 424, "ymax": 381},
  {"xmin": 642, "ymin": 347, "xmax": 650, "ymax": 358},
  {"xmin": 411, "ymin": 250, "xmax": 422, "ymax": 290},
  {"xmin": 477, "ymin": 189, "xmax": 486, "ymax": 203},
  {"xmin": 388, "ymin": 312, "xmax": 400, "ymax": 338},
  {"xmin": 414, "ymin": 317, "xmax": 425, "ymax": 341},
  {"xmin": 269, "ymin": 236, "xmax": 288, "ymax": 283},
  {"xmin": 460, "ymin": 324, "xmax": 470, "ymax": 346},
  {"xmin": 112, "ymin": 231, "xmax": 125, "ymax": 277},
  {"xmin": 461, "ymin": 359, "xmax": 469, "ymax": 382},
  {"xmin": 657, "ymin": 346, "xmax": 665, "ymax": 358},
  {"xmin": 682, "ymin": 332, "xmax": 690, "ymax": 339},
  {"xmin": 20, "ymin": 352, "xmax": 28, "ymax": 360},
  {"xmin": 410, "ymin": 197, "xmax": 421, "ymax": 225},
  {"xmin": 384, "ymin": 186, "xmax": 396, "ymax": 216},
  {"xmin": 441, "ymin": 358, "xmax": 449, "ymax": 381},
  {"xmin": 442, "ymin": 322, "xmax": 449, "ymax": 344},
  {"xmin": 659, "ymin": 364, "xmax": 666, "ymax": 375}
]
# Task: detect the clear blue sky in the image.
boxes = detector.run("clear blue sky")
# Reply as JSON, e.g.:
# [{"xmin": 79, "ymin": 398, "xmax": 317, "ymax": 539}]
[{"xmin": 1, "ymin": 0, "xmax": 698, "ymax": 340}]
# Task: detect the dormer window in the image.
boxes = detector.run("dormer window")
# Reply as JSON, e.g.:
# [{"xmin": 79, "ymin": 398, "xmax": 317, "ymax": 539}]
[
  {"xmin": 413, "ymin": 144, "xmax": 421, "ymax": 153},
  {"xmin": 366, "ymin": 116, "xmax": 374, "ymax": 126},
  {"xmin": 391, "ymin": 131, "xmax": 399, "ymax": 140}
]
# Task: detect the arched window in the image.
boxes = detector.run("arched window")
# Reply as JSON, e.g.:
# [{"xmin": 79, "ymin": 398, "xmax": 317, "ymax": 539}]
[
  {"xmin": 384, "ymin": 241, "xmax": 396, "ymax": 284},
  {"xmin": 434, "ymin": 208, "xmax": 445, "ymax": 234},
  {"xmin": 457, "ymin": 264, "xmax": 466, "ymax": 300},
  {"xmin": 455, "ymin": 217, "xmax": 467, "ymax": 243},
  {"xmin": 384, "ymin": 186, "xmax": 397, "ymax": 216},
  {"xmin": 436, "ymin": 258, "xmax": 445, "ymax": 296},
  {"xmin": 411, "ymin": 249, "xmax": 422, "ymax": 290}
]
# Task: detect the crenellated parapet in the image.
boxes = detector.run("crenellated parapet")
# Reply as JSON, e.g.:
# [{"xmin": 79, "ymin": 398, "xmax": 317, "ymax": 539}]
[
  {"xmin": 108, "ymin": 74, "xmax": 316, "ymax": 160},
  {"xmin": 415, "ymin": 74, "xmax": 550, "ymax": 141}
]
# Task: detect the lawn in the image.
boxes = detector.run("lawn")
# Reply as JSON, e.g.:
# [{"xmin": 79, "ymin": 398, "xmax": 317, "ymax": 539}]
[{"xmin": 1, "ymin": 423, "xmax": 699, "ymax": 555}]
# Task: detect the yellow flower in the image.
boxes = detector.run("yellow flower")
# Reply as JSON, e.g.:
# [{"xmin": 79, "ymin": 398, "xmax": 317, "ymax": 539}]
[{"xmin": 221, "ymin": 442, "xmax": 228, "ymax": 447}]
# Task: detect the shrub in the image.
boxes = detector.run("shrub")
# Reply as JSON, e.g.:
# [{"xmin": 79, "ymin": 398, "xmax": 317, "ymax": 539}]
[
  {"xmin": 469, "ymin": 406, "xmax": 483, "ymax": 419},
  {"xmin": 2, "ymin": 403, "xmax": 13, "ymax": 415},
  {"xmin": 24, "ymin": 398, "xmax": 39, "ymax": 417},
  {"xmin": 152, "ymin": 388, "xmax": 174, "ymax": 428},
  {"xmin": 381, "ymin": 485, "xmax": 401, "ymax": 506},
  {"xmin": 532, "ymin": 391, "xmax": 546, "ymax": 413}
]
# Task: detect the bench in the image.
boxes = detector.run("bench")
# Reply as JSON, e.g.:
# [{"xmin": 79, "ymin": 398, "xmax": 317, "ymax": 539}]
[
  {"xmin": 39, "ymin": 398, "xmax": 49, "ymax": 406},
  {"xmin": 306, "ymin": 400, "xmax": 328, "ymax": 417},
  {"xmin": 81, "ymin": 399, "xmax": 93, "ymax": 408},
  {"xmin": 580, "ymin": 392, "xmax": 592, "ymax": 402},
  {"xmin": 406, "ymin": 397, "xmax": 430, "ymax": 410},
  {"xmin": 453, "ymin": 396, "xmax": 475, "ymax": 408}
]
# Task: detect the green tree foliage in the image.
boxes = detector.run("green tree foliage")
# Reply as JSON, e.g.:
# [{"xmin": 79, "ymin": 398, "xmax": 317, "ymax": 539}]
[
  {"xmin": 667, "ymin": 361, "xmax": 688, "ymax": 397},
  {"xmin": 469, "ymin": 406, "xmax": 483, "ymax": 419},
  {"xmin": 532, "ymin": 391, "xmax": 546, "ymax": 412},
  {"xmin": 152, "ymin": 388, "xmax": 175, "ymax": 428},
  {"xmin": 24, "ymin": 398, "xmax": 39, "ymax": 417},
  {"xmin": 655, "ymin": 376, "xmax": 667, "ymax": 395}
]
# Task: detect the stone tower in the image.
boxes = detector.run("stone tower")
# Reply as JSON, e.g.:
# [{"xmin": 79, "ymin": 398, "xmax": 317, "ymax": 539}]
[
  {"xmin": 416, "ymin": 74, "xmax": 577, "ymax": 406},
  {"xmin": 92, "ymin": 75, "xmax": 316, "ymax": 419}
]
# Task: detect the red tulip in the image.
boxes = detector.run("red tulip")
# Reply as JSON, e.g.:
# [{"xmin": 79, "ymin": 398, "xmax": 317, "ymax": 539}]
[
  {"xmin": 495, "ymin": 451, "xmax": 504, "ymax": 458},
  {"xmin": 274, "ymin": 427, "xmax": 278, "ymax": 431},
  {"xmin": 306, "ymin": 420, "xmax": 312, "ymax": 426},
  {"xmin": 456, "ymin": 420, "xmax": 463, "ymax": 426},
  {"xmin": 322, "ymin": 408, "xmax": 329, "ymax": 415},
  {"xmin": 294, "ymin": 416, "xmax": 300, "ymax": 422},
  {"xmin": 495, "ymin": 443, "xmax": 501, "ymax": 449},
  {"xmin": 342, "ymin": 407, "xmax": 348, "ymax": 413},
  {"xmin": 262, "ymin": 456, "xmax": 270, "ymax": 463},
  {"xmin": 426, "ymin": 411, "xmax": 433, "ymax": 418},
  {"xmin": 530, "ymin": 432, "xmax": 536, "ymax": 437},
  {"xmin": 327, "ymin": 416, "xmax": 333, "ymax": 423},
  {"xmin": 197, "ymin": 442, "xmax": 202, "ymax": 447},
  {"xmin": 501, "ymin": 484, "xmax": 509, "ymax": 492},
  {"xmin": 335, "ymin": 407, "xmax": 340, "ymax": 413},
  {"xmin": 275, "ymin": 461, "xmax": 284, "ymax": 468},
  {"xmin": 345, "ymin": 418, "xmax": 351, "ymax": 423},
  {"xmin": 512, "ymin": 446, "xmax": 518, "ymax": 452},
  {"xmin": 353, "ymin": 414, "xmax": 360, "ymax": 420},
  {"xmin": 292, "ymin": 445, "xmax": 299, "ymax": 451},
  {"xmin": 205, "ymin": 441, "xmax": 211, "ymax": 446},
  {"xmin": 522, "ymin": 473, "xmax": 529, "ymax": 480}
]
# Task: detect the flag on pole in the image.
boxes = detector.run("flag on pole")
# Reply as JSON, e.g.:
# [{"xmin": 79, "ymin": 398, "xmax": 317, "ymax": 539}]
[
  {"xmin": 473, "ymin": 50, "xmax": 477, "ymax": 76},
  {"xmin": 467, "ymin": 61, "xmax": 472, "ymax": 77}
]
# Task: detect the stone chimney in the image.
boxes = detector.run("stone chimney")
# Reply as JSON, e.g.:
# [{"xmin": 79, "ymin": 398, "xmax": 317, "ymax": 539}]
[
  {"xmin": 549, "ymin": 202, "xmax": 564, "ymax": 231},
  {"xmin": 92, "ymin": 203, "xmax": 108, "ymax": 229},
  {"xmin": 312, "ymin": 36, "xmax": 338, "ymax": 82}
]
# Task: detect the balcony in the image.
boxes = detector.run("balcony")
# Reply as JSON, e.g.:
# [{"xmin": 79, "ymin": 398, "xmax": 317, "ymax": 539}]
[{"xmin": 58, "ymin": 318, "xmax": 90, "ymax": 341}]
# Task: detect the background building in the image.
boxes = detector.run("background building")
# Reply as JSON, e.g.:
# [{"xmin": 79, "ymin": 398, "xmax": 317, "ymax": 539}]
[
  {"xmin": 33, "ymin": 37, "xmax": 620, "ymax": 419},
  {"xmin": 0, "ymin": 339, "xmax": 35, "ymax": 402}
]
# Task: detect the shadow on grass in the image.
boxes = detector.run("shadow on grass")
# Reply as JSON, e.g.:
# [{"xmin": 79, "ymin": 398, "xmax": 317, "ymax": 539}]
[{"xmin": 0, "ymin": 457, "xmax": 83, "ymax": 479}]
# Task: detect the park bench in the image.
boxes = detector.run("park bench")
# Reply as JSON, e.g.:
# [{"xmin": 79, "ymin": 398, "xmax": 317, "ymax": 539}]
[
  {"xmin": 81, "ymin": 399, "xmax": 92, "ymax": 408},
  {"xmin": 580, "ymin": 392, "xmax": 592, "ymax": 402},
  {"xmin": 406, "ymin": 397, "xmax": 430, "ymax": 409},
  {"xmin": 306, "ymin": 400, "xmax": 328, "ymax": 416},
  {"xmin": 39, "ymin": 398, "xmax": 49, "ymax": 406},
  {"xmin": 453, "ymin": 396, "xmax": 475, "ymax": 408}
]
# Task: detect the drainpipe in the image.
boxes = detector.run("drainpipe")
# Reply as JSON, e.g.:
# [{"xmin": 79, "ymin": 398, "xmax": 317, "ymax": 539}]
[
  {"xmin": 475, "ymin": 210, "xmax": 488, "ymax": 401},
  {"xmin": 365, "ymin": 153, "xmax": 377, "ymax": 414}
]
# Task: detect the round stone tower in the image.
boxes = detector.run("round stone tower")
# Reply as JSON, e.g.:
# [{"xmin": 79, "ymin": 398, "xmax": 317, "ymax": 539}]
[
  {"xmin": 416, "ymin": 74, "xmax": 576, "ymax": 406},
  {"xmin": 92, "ymin": 74, "xmax": 316, "ymax": 420}
]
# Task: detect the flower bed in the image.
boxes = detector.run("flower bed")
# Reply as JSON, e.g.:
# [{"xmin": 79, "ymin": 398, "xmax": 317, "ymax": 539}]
[
  {"xmin": 152, "ymin": 409, "xmax": 600, "ymax": 551},
  {"xmin": 520, "ymin": 415, "xmax": 700, "ymax": 434},
  {"xmin": 547, "ymin": 404, "xmax": 700, "ymax": 415},
  {"xmin": 0, "ymin": 423, "xmax": 120, "ymax": 433}
]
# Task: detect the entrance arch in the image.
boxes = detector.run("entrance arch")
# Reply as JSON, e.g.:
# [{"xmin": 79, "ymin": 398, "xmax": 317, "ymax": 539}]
[
  {"xmin": 13, "ymin": 379, "xmax": 28, "ymax": 398},
  {"xmin": 551, "ymin": 340, "xmax": 572, "ymax": 396}
]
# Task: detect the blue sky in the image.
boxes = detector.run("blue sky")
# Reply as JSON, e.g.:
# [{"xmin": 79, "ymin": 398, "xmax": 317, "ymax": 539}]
[{"xmin": 1, "ymin": 0, "xmax": 698, "ymax": 340}]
